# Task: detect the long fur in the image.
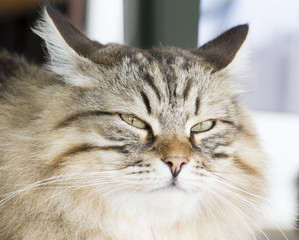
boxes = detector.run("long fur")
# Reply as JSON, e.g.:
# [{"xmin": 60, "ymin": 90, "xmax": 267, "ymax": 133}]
[
  {"xmin": 32, "ymin": 8, "xmax": 96, "ymax": 87},
  {"xmin": 0, "ymin": 7, "xmax": 266, "ymax": 240}
]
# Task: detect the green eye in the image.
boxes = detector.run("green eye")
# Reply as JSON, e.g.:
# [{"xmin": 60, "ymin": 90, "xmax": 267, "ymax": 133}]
[
  {"xmin": 120, "ymin": 114, "xmax": 147, "ymax": 129},
  {"xmin": 191, "ymin": 120, "xmax": 214, "ymax": 133}
]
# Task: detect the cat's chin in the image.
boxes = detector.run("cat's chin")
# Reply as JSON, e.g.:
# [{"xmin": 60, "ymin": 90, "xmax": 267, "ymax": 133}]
[{"xmin": 105, "ymin": 186, "xmax": 203, "ymax": 228}]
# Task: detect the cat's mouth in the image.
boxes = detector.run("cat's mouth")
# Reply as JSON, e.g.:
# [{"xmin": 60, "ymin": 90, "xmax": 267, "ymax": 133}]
[
  {"xmin": 161, "ymin": 178, "xmax": 185, "ymax": 192},
  {"xmin": 169, "ymin": 182, "xmax": 181, "ymax": 190}
]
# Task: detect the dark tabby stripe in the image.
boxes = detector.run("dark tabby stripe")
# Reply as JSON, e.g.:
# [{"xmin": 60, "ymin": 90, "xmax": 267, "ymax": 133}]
[
  {"xmin": 222, "ymin": 120, "xmax": 235, "ymax": 127},
  {"xmin": 53, "ymin": 143, "xmax": 128, "ymax": 166},
  {"xmin": 143, "ymin": 73, "xmax": 161, "ymax": 101},
  {"xmin": 195, "ymin": 96, "xmax": 200, "ymax": 115},
  {"xmin": 234, "ymin": 157, "xmax": 258, "ymax": 175},
  {"xmin": 55, "ymin": 111, "xmax": 113, "ymax": 129},
  {"xmin": 212, "ymin": 153, "xmax": 230, "ymax": 159},
  {"xmin": 140, "ymin": 91, "xmax": 152, "ymax": 114},
  {"xmin": 183, "ymin": 78, "xmax": 192, "ymax": 101}
]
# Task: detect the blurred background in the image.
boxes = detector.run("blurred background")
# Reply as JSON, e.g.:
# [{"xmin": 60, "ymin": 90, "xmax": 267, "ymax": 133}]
[{"xmin": 0, "ymin": 0, "xmax": 298, "ymax": 239}]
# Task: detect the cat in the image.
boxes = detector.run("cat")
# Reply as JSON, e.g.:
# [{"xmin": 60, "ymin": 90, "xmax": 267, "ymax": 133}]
[{"xmin": 0, "ymin": 5, "xmax": 266, "ymax": 240}]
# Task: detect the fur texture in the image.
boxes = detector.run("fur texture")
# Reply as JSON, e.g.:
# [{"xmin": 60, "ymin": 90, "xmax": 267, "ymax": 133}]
[{"xmin": 0, "ymin": 6, "xmax": 266, "ymax": 240}]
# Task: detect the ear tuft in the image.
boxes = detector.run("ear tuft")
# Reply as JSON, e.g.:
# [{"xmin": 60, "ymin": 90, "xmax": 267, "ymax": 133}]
[
  {"xmin": 44, "ymin": 5, "xmax": 103, "ymax": 58},
  {"xmin": 192, "ymin": 24, "xmax": 249, "ymax": 72},
  {"xmin": 32, "ymin": 5, "xmax": 103, "ymax": 87}
]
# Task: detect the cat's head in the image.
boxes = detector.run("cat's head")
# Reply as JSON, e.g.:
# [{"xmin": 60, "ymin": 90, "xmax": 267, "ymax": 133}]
[{"xmin": 33, "ymin": 6, "xmax": 265, "ymax": 225}]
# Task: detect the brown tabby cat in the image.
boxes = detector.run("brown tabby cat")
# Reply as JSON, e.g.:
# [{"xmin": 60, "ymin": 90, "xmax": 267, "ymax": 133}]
[{"xmin": 0, "ymin": 6, "xmax": 266, "ymax": 240}]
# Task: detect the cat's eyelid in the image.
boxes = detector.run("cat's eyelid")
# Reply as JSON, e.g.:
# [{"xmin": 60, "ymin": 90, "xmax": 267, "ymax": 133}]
[
  {"xmin": 190, "ymin": 120, "xmax": 216, "ymax": 133},
  {"xmin": 187, "ymin": 119, "xmax": 236, "ymax": 135},
  {"xmin": 119, "ymin": 113, "xmax": 150, "ymax": 130},
  {"xmin": 118, "ymin": 113, "xmax": 162, "ymax": 136},
  {"xmin": 118, "ymin": 113, "xmax": 148, "ymax": 124},
  {"xmin": 185, "ymin": 117, "xmax": 235, "ymax": 136}
]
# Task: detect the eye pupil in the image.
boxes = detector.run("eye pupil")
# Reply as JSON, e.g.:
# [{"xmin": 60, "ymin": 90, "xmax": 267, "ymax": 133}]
[{"xmin": 129, "ymin": 116, "xmax": 135, "ymax": 125}]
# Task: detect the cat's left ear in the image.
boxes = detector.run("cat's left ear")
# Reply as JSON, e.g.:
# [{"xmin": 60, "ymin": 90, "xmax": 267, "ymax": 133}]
[
  {"xmin": 33, "ymin": 5, "xmax": 104, "ymax": 87},
  {"xmin": 192, "ymin": 25, "xmax": 248, "ymax": 72}
]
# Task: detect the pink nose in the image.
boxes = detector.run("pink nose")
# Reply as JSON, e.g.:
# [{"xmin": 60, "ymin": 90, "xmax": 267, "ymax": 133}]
[{"xmin": 162, "ymin": 156, "xmax": 189, "ymax": 177}]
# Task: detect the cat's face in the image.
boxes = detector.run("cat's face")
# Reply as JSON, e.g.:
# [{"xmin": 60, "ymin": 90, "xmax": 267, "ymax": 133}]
[{"xmin": 34, "ymin": 6, "xmax": 265, "ymax": 225}]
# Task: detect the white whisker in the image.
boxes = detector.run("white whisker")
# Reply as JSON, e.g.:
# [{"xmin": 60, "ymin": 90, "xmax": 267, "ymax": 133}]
[
  {"xmin": 212, "ymin": 176, "xmax": 291, "ymax": 239},
  {"xmin": 209, "ymin": 188, "xmax": 269, "ymax": 240}
]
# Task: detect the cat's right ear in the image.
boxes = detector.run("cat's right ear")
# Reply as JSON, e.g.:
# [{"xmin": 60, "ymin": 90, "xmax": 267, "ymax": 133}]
[{"xmin": 33, "ymin": 5, "xmax": 104, "ymax": 87}]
